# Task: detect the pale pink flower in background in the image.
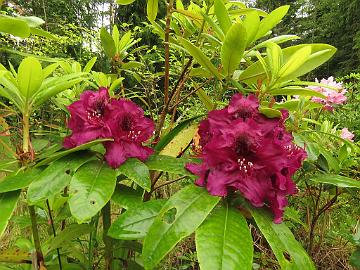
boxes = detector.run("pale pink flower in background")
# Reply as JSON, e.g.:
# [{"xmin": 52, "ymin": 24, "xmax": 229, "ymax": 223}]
[
  {"xmin": 340, "ymin": 128, "xmax": 355, "ymax": 142},
  {"xmin": 308, "ymin": 77, "xmax": 347, "ymax": 111}
]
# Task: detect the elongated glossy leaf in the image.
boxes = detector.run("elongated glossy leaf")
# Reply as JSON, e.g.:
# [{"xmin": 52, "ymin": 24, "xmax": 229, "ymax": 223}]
[
  {"xmin": 47, "ymin": 224, "xmax": 93, "ymax": 253},
  {"xmin": 0, "ymin": 16, "xmax": 30, "ymax": 38},
  {"xmin": 147, "ymin": 0, "xmax": 158, "ymax": 22},
  {"xmin": 310, "ymin": 174, "xmax": 360, "ymax": 189},
  {"xmin": 281, "ymin": 44, "xmax": 336, "ymax": 81},
  {"xmin": 30, "ymin": 27, "xmax": 58, "ymax": 40},
  {"xmin": 253, "ymin": 35, "xmax": 300, "ymax": 50},
  {"xmin": 117, "ymin": 158, "xmax": 151, "ymax": 191},
  {"xmin": 278, "ymin": 46, "xmax": 312, "ymax": 78},
  {"xmin": 243, "ymin": 11, "xmax": 260, "ymax": 45},
  {"xmin": 27, "ymin": 153, "xmax": 95, "ymax": 204},
  {"xmin": 255, "ymin": 5, "xmax": 289, "ymax": 39},
  {"xmin": 17, "ymin": 57, "xmax": 43, "ymax": 101},
  {"xmin": 250, "ymin": 207, "xmax": 315, "ymax": 270},
  {"xmin": 196, "ymin": 204, "xmax": 253, "ymax": 270},
  {"xmin": 111, "ymin": 184, "xmax": 143, "ymax": 209},
  {"xmin": 178, "ymin": 37, "xmax": 222, "ymax": 80},
  {"xmin": 35, "ymin": 139, "xmax": 111, "ymax": 167},
  {"xmin": 0, "ymin": 168, "xmax": 42, "ymax": 193},
  {"xmin": 0, "ymin": 191, "xmax": 20, "ymax": 238},
  {"xmin": 259, "ymin": 107, "xmax": 282, "ymax": 118},
  {"xmin": 214, "ymin": 0, "xmax": 231, "ymax": 34},
  {"xmin": 155, "ymin": 115, "xmax": 202, "ymax": 152},
  {"xmin": 69, "ymin": 160, "xmax": 117, "ymax": 222},
  {"xmin": 109, "ymin": 200, "xmax": 164, "ymax": 240},
  {"xmin": 269, "ymin": 87, "xmax": 326, "ymax": 98},
  {"xmin": 142, "ymin": 185, "xmax": 220, "ymax": 269},
  {"xmin": 160, "ymin": 124, "xmax": 197, "ymax": 157},
  {"xmin": 239, "ymin": 44, "xmax": 336, "ymax": 84},
  {"xmin": 145, "ymin": 155, "xmax": 197, "ymax": 176},
  {"xmin": 83, "ymin": 57, "xmax": 97, "ymax": 73},
  {"xmin": 100, "ymin": 27, "xmax": 116, "ymax": 58},
  {"xmin": 116, "ymin": 0, "xmax": 136, "ymax": 5},
  {"xmin": 221, "ymin": 23, "xmax": 247, "ymax": 77}
]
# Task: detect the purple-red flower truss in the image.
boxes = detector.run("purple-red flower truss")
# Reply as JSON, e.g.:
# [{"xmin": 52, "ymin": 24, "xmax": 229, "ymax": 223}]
[
  {"xmin": 64, "ymin": 88, "xmax": 155, "ymax": 168},
  {"xmin": 103, "ymin": 99, "xmax": 155, "ymax": 168},
  {"xmin": 186, "ymin": 94, "xmax": 307, "ymax": 223},
  {"xmin": 63, "ymin": 87, "xmax": 112, "ymax": 148}
]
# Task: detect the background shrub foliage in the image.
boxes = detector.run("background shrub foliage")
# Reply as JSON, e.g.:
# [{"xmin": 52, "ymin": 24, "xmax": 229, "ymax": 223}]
[{"xmin": 0, "ymin": 0, "xmax": 359, "ymax": 269}]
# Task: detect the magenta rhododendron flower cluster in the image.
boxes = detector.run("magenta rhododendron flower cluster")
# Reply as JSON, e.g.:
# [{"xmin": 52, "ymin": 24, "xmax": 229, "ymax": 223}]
[
  {"xmin": 340, "ymin": 128, "xmax": 355, "ymax": 142},
  {"xmin": 186, "ymin": 94, "xmax": 307, "ymax": 223},
  {"xmin": 64, "ymin": 88, "xmax": 154, "ymax": 168},
  {"xmin": 307, "ymin": 77, "xmax": 347, "ymax": 111}
]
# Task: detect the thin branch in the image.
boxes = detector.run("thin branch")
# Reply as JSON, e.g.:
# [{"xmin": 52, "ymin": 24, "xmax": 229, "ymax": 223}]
[{"xmin": 46, "ymin": 200, "xmax": 62, "ymax": 269}]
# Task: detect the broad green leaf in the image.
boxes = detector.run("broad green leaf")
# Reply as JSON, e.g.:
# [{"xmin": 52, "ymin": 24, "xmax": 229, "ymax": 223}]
[
  {"xmin": 259, "ymin": 107, "xmax": 282, "ymax": 118},
  {"xmin": 243, "ymin": 11, "xmax": 260, "ymax": 45},
  {"xmin": 160, "ymin": 124, "xmax": 197, "ymax": 157},
  {"xmin": 69, "ymin": 160, "xmax": 117, "ymax": 222},
  {"xmin": 155, "ymin": 115, "xmax": 202, "ymax": 152},
  {"xmin": 147, "ymin": 0, "xmax": 158, "ymax": 22},
  {"xmin": 116, "ymin": 0, "xmax": 136, "ymax": 5},
  {"xmin": 250, "ymin": 207, "xmax": 315, "ymax": 270},
  {"xmin": 145, "ymin": 155, "xmax": 197, "ymax": 176},
  {"xmin": 281, "ymin": 45, "xmax": 336, "ymax": 81},
  {"xmin": 0, "ymin": 16, "xmax": 30, "ymax": 38},
  {"xmin": 108, "ymin": 200, "xmax": 164, "ymax": 240},
  {"xmin": 278, "ymin": 46, "xmax": 312, "ymax": 79},
  {"xmin": 310, "ymin": 174, "xmax": 360, "ymax": 189},
  {"xmin": 117, "ymin": 158, "xmax": 151, "ymax": 191},
  {"xmin": 221, "ymin": 22, "xmax": 247, "ymax": 77},
  {"xmin": 17, "ymin": 57, "xmax": 43, "ymax": 101},
  {"xmin": 0, "ymin": 191, "xmax": 20, "ymax": 238},
  {"xmin": 100, "ymin": 27, "xmax": 116, "ymax": 58},
  {"xmin": 178, "ymin": 37, "xmax": 222, "ymax": 80},
  {"xmin": 35, "ymin": 139, "xmax": 112, "ymax": 167},
  {"xmin": 46, "ymin": 224, "xmax": 93, "ymax": 253},
  {"xmin": 142, "ymin": 185, "xmax": 220, "ymax": 269},
  {"xmin": 112, "ymin": 184, "xmax": 143, "ymax": 209},
  {"xmin": 0, "ymin": 168, "xmax": 42, "ymax": 193},
  {"xmin": 239, "ymin": 44, "xmax": 336, "ymax": 84},
  {"xmin": 112, "ymin": 25, "xmax": 120, "ymax": 53},
  {"xmin": 266, "ymin": 42, "xmax": 282, "ymax": 79},
  {"xmin": 255, "ymin": 5, "xmax": 289, "ymax": 40},
  {"xmin": 269, "ymin": 87, "xmax": 326, "ymax": 98},
  {"xmin": 32, "ymin": 75, "xmax": 86, "ymax": 107},
  {"xmin": 27, "ymin": 153, "xmax": 95, "ymax": 204},
  {"xmin": 214, "ymin": 0, "xmax": 231, "ymax": 34},
  {"xmin": 18, "ymin": 16, "xmax": 44, "ymax": 27},
  {"xmin": 196, "ymin": 204, "xmax": 253, "ymax": 270}
]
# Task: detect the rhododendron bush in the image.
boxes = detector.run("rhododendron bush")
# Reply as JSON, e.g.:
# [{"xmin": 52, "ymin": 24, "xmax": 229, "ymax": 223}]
[{"xmin": 0, "ymin": 1, "xmax": 359, "ymax": 270}]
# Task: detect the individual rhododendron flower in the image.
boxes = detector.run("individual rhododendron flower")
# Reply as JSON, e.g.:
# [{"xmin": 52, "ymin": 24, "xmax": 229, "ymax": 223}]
[
  {"xmin": 63, "ymin": 87, "xmax": 112, "ymax": 148},
  {"xmin": 103, "ymin": 99, "xmax": 155, "ymax": 168},
  {"xmin": 64, "ymin": 88, "xmax": 154, "ymax": 168},
  {"xmin": 340, "ymin": 128, "xmax": 355, "ymax": 142},
  {"xmin": 307, "ymin": 77, "xmax": 347, "ymax": 111},
  {"xmin": 186, "ymin": 94, "xmax": 307, "ymax": 223}
]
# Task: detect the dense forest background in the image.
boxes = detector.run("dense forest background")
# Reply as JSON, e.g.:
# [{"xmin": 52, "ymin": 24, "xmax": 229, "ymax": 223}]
[{"xmin": 1, "ymin": 0, "xmax": 360, "ymax": 77}]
